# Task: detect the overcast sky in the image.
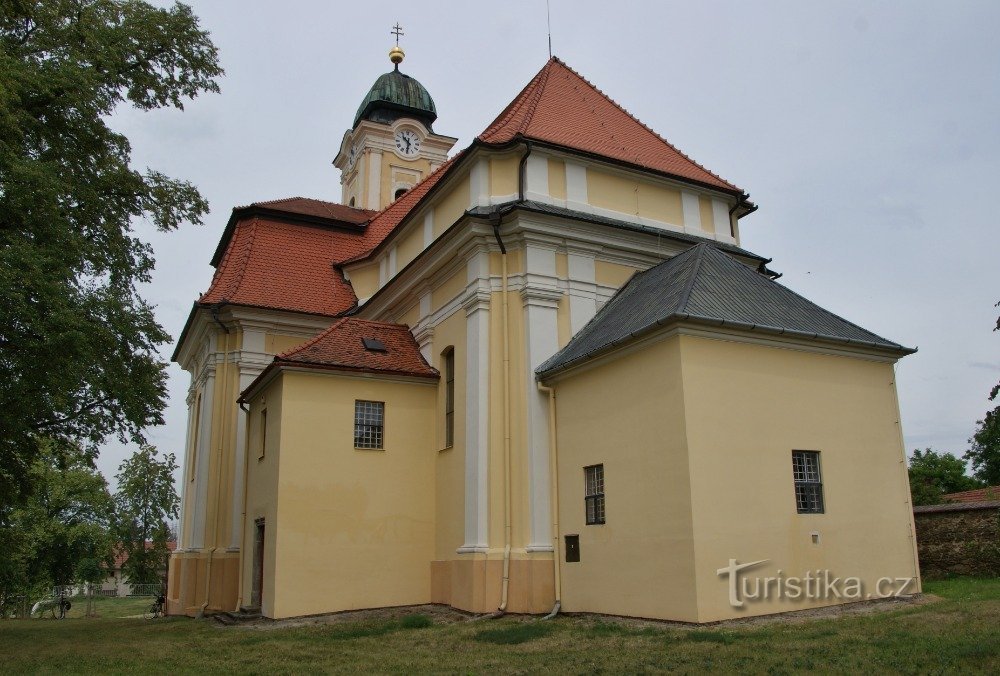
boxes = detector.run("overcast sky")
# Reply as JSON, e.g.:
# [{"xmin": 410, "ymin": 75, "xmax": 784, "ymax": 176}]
[{"xmin": 99, "ymin": 1, "xmax": 999, "ymax": 488}]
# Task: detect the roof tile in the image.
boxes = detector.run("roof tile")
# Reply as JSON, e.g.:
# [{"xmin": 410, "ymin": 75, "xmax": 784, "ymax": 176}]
[
  {"xmin": 479, "ymin": 58, "xmax": 740, "ymax": 192},
  {"xmin": 276, "ymin": 318, "xmax": 438, "ymax": 378}
]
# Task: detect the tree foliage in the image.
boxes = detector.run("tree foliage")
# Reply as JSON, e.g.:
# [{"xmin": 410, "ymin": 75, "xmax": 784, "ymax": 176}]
[
  {"xmin": 965, "ymin": 408, "xmax": 1000, "ymax": 487},
  {"xmin": 0, "ymin": 0, "xmax": 222, "ymax": 508},
  {"xmin": 0, "ymin": 440, "xmax": 113, "ymax": 606},
  {"xmin": 113, "ymin": 444, "xmax": 177, "ymax": 585},
  {"xmin": 962, "ymin": 301, "xmax": 1000, "ymax": 487},
  {"xmin": 907, "ymin": 448, "xmax": 982, "ymax": 506}
]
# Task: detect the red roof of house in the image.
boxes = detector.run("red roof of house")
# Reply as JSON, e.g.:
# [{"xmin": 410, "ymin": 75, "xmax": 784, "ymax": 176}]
[
  {"xmin": 479, "ymin": 57, "xmax": 740, "ymax": 193},
  {"xmin": 111, "ymin": 540, "xmax": 177, "ymax": 570},
  {"xmin": 274, "ymin": 317, "xmax": 438, "ymax": 379},
  {"xmin": 942, "ymin": 486, "xmax": 1000, "ymax": 503}
]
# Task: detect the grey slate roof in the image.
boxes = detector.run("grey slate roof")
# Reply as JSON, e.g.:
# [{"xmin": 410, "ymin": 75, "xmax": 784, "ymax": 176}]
[{"xmin": 537, "ymin": 243, "xmax": 915, "ymax": 378}]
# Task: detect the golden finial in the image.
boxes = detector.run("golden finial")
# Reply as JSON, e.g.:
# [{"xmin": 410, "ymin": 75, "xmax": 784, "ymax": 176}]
[{"xmin": 390, "ymin": 23, "xmax": 405, "ymax": 67}]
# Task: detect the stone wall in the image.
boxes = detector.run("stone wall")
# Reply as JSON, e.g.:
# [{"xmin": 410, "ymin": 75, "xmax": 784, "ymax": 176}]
[{"xmin": 913, "ymin": 502, "xmax": 1000, "ymax": 579}]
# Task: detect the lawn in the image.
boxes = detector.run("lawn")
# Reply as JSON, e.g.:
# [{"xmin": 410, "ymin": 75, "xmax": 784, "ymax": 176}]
[{"xmin": 0, "ymin": 578, "xmax": 997, "ymax": 674}]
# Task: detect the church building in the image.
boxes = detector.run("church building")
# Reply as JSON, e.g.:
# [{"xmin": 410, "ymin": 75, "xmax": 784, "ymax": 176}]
[{"xmin": 167, "ymin": 43, "xmax": 921, "ymax": 623}]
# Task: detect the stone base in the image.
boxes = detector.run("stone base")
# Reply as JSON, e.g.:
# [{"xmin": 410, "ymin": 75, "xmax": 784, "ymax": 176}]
[
  {"xmin": 431, "ymin": 555, "xmax": 555, "ymax": 614},
  {"xmin": 166, "ymin": 550, "xmax": 240, "ymax": 617}
]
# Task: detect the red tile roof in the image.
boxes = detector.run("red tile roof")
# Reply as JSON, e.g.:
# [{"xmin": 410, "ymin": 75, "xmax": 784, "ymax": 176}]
[
  {"xmin": 245, "ymin": 197, "xmax": 374, "ymax": 223},
  {"xmin": 942, "ymin": 486, "xmax": 1000, "ymax": 503},
  {"xmin": 479, "ymin": 57, "xmax": 740, "ymax": 193},
  {"xmin": 275, "ymin": 318, "xmax": 438, "ymax": 379},
  {"xmin": 201, "ymin": 216, "xmax": 365, "ymax": 316},
  {"xmin": 110, "ymin": 540, "xmax": 177, "ymax": 570}
]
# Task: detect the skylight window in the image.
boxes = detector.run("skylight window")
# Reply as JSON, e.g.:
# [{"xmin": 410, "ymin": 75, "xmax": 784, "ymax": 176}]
[{"xmin": 362, "ymin": 337, "xmax": 387, "ymax": 353}]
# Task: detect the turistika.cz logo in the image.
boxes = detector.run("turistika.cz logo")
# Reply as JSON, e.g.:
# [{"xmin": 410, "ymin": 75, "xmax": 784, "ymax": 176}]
[{"xmin": 716, "ymin": 559, "xmax": 916, "ymax": 608}]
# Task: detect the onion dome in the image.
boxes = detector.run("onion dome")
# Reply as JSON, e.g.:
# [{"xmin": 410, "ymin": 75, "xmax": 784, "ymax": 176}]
[{"xmin": 353, "ymin": 47, "xmax": 437, "ymax": 130}]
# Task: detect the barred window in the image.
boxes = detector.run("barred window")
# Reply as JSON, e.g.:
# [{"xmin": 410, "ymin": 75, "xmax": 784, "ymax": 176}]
[
  {"xmin": 792, "ymin": 450, "xmax": 824, "ymax": 514},
  {"xmin": 584, "ymin": 464, "xmax": 605, "ymax": 525},
  {"xmin": 354, "ymin": 400, "xmax": 384, "ymax": 449},
  {"xmin": 443, "ymin": 348, "xmax": 455, "ymax": 448}
]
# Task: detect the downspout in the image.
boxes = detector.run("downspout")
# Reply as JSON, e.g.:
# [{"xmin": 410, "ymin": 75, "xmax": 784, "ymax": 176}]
[
  {"xmin": 198, "ymin": 310, "xmax": 232, "ymax": 619},
  {"xmin": 491, "ymin": 212, "xmax": 513, "ymax": 615},
  {"xmin": 537, "ymin": 382, "xmax": 561, "ymax": 619},
  {"xmin": 234, "ymin": 398, "xmax": 251, "ymax": 611}
]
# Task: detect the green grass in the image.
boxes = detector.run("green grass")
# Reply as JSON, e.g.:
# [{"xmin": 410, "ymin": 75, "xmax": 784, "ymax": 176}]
[{"xmin": 0, "ymin": 577, "xmax": 996, "ymax": 674}]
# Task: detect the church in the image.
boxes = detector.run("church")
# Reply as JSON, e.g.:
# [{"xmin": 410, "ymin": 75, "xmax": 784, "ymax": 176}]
[{"xmin": 167, "ymin": 42, "xmax": 921, "ymax": 623}]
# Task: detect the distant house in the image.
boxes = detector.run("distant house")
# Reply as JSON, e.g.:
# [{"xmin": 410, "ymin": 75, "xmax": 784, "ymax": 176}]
[
  {"xmin": 942, "ymin": 486, "xmax": 1000, "ymax": 503},
  {"xmin": 103, "ymin": 541, "xmax": 176, "ymax": 596}
]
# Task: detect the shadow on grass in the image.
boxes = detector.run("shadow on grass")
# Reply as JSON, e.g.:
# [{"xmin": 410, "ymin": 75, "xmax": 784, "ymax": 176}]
[
  {"xmin": 473, "ymin": 622, "xmax": 554, "ymax": 645},
  {"xmin": 326, "ymin": 613, "xmax": 434, "ymax": 640}
]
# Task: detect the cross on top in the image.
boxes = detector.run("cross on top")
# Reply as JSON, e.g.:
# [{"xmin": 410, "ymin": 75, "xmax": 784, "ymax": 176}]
[{"xmin": 391, "ymin": 23, "xmax": 404, "ymax": 46}]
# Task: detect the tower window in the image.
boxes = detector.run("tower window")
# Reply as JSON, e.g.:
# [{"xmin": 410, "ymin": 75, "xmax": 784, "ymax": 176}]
[
  {"xmin": 349, "ymin": 196, "xmax": 356, "ymax": 207},
  {"xmin": 394, "ymin": 188, "xmax": 408, "ymax": 200}
]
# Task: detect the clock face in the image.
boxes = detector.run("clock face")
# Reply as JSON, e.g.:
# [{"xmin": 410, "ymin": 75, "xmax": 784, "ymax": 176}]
[
  {"xmin": 394, "ymin": 129, "xmax": 421, "ymax": 158},
  {"xmin": 346, "ymin": 143, "xmax": 359, "ymax": 169}
]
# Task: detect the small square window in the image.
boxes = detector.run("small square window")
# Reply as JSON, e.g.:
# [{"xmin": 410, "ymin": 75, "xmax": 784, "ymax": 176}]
[
  {"xmin": 584, "ymin": 464, "xmax": 605, "ymax": 525},
  {"xmin": 354, "ymin": 400, "xmax": 384, "ymax": 449},
  {"xmin": 792, "ymin": 450, "xmax": 824, "ymax": 514}
]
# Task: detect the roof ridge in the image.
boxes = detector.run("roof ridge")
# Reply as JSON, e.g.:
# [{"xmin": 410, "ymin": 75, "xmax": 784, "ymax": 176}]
[
  {"xmin": 551, "ymin": 59, "xmax": 739, "ymax": 191},
  {"xmin": 671, "ymin": 243, "xmax": 710, "ymax": 314},
  {"xmin": 478, "ymin": 58, "xmax": 554, "ymax": 141},
  {"xmin": 703, "ymin": 246, "xmax": 904, "ymax": 347},
  {"xmin": 225, "ymin": 218, "xmax": 259, "ymax": 302}
]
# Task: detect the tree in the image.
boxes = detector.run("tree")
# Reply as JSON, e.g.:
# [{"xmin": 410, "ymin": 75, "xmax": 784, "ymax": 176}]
[
  {"xmin": 0, "ymin": 440, "xmax": 114, "ymax": 606},
  {"xmin": 965, "ymin": 408, "xmax": 1000, "ymax": 487},
  {"xmin": 963, "ymin": 300, "xmax": 1000, "ymax": 486},
  {"xmin": 0, "ymin": 1, "xmax": 222, "ymax": 509},
  {"xmin": 113, "ymin": 445, "xmax": 178, "ymax": 586},
  {"xmin": 907, "ymin": 448, "xmax": 982, "ymax": 506}
]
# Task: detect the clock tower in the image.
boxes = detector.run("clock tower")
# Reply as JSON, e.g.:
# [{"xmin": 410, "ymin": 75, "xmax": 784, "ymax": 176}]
[{"xmin": 334, "ymin": 38, "xmax": 457, "ymax": 211}]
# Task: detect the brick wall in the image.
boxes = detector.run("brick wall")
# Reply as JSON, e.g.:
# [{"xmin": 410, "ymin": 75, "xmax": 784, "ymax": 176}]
[{"xmin": 913, "ymin": 502, "xmax": 1000, "ymax": 579}]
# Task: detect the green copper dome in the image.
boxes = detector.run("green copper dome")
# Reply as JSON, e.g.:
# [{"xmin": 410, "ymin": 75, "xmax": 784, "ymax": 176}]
[{"xmin": 353, "ymin": 68, "xmax": 437, "ymax": 130}]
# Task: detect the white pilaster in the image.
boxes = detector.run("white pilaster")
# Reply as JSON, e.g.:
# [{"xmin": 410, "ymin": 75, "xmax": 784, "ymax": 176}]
[
  {"xmin": 470, "ymin": 158, "xmax": 490, "ymax": 208},
  {"xmin": 189, "ymin": 371, "xmax": 215, "ymax": 550},
  {"xmin": 567, "ymin": 246, "xmax": 599, "ymax": 335},
  {"xmin": 522, "ymin": 284, "xmax": 562, "ymax": 552},
  {"xmin": 177, "ymin": 386, "xmax": 196, "ymax": 550},
  {"xmin": 524, "ymin": 152, "xmax": 549, "ymax": 202},
  {"xmin": 458, "ymin": 282, "xmax": 491, "ymax": 553},
  {"xmin": 229, "ymin": 369, "xmax": 260, "ymax": 551},
  {"xmin": 712, "ymin": 199, "xmax": 733, "ymax": 240},
  {"xmin": 366, "ymin": 149, "xmax": 383, "ymax": 210},
  {"xmin": 388, "ymin": 246, "xmax": 398, "ymax": 278},
  {"xmin": 565, "ymin": 162, "xmax": 588, "ymax": 211},
  {"xmin": 423, "ymin": 211, "xmax": 434, "ymax": 248},
  {"xmin": 681, "ymin": 192, "xmax": 700, "ymax": 231}
]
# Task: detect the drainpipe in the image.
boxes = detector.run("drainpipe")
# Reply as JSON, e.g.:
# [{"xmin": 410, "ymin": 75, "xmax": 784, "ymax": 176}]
[
  {"xmin": 234, "ymin": 397, "xmax": 252, "ymax": 611},
  {"xmin": 537, "ymin": 382, "xmax": 561, "ymax": 620},
  {"xmin": 490, "ymin": 211, "xmax": 513, "ymax": 615}
]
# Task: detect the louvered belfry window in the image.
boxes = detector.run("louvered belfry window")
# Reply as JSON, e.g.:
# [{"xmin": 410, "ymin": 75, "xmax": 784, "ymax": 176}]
[
  {"xmin": 354, "ymin": 400, "xmax": 384, "ymax": 449},
  {"xmin": 584, "ymin": 464, "xmax": 606, "ymax": 525},
  {"xmin": 792, "ymin": 450, "xmax": 824, "ymax": 513}
]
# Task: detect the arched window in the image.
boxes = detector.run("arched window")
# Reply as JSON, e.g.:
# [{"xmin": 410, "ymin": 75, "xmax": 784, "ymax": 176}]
[
  {"xmin": 442, "ymin": 347, "xmax": 455, "ymax": 448},
  {"xmin": 348, "ymin": 196, "xmax": 356, "ymax": 207},
  {"xmin": 394, "ymin": 187, "xmax": 408, "ymax": 200}
]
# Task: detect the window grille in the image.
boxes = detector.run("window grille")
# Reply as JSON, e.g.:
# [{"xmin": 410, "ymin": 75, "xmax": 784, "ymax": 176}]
[
  {"xmin": 444, "ymin": 349, "xmax": 455, "ymax": 448},
  {"xmin": 354, "ymin": 400, "xmax": 384, "ymax": 449},
  {"xmin": 584, "ymin": 464, "xmax": 605, "ymax": 525},
  {"xmin": 792, "ymin": 450, "xmax": 824, "ymax": 513}
]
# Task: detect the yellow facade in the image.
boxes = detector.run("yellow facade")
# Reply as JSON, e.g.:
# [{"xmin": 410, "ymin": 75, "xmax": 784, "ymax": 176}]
[
  {"xmin": 242, "ymin": 371, "xmax": 436, "ymax": 618},
  {"xmin": 550, "ymin": 332, "xmax": 919, "ymax": 622}
]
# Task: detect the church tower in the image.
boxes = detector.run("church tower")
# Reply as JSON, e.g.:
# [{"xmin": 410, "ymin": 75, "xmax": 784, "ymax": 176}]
[{"xmin": 334, "ymin": 35, "xmax": 457, "ymax": 211}]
